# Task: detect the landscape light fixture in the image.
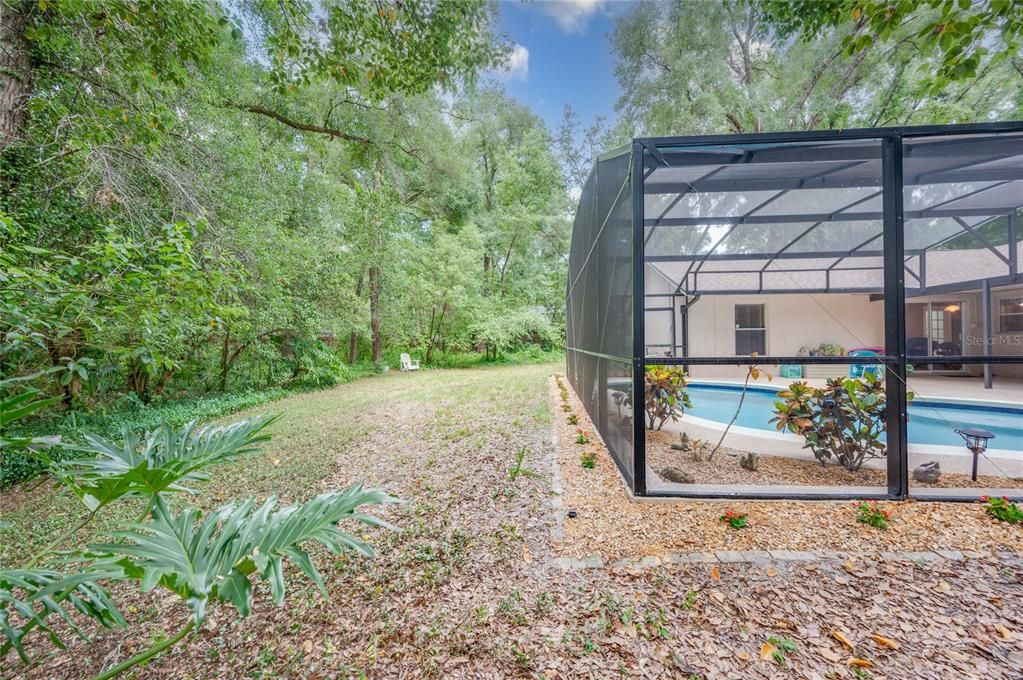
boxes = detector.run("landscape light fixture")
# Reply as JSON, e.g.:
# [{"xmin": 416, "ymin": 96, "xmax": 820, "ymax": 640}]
[{"xmin": 956, "ymin": 427, "xmax": 995, "ymax": 481}]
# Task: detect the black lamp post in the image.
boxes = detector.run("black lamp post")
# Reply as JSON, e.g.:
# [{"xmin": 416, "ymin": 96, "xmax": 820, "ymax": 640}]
[{"xmin": 955, "ymin": 427, "xmax": 995, "ymax": 481}]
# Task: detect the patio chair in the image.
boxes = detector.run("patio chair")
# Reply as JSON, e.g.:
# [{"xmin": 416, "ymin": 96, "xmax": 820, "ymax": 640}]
[{"xmin": 399, "ymin": 353, "xmax": 420, "ymax": 372}]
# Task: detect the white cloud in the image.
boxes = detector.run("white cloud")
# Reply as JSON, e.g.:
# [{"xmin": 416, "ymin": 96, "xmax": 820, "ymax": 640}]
[
  {"xmin": 503, "ymin": 44, "xmax": 530, "ymax": 81},
  {"xmin": 538, "ymin": 0, "xmax": 603, "ymax": 34}
]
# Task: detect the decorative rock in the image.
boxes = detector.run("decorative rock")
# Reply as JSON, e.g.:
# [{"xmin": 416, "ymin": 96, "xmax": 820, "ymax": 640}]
[
  {"xmin": 913, "ymin": 461, "xmax": 941, "ymax": 483},
  {"xmin": 739, "ymin": 451, "xmax": 759, "ymax": 472},
  {"xmin": 670, "ymin": 432, "xmax": 691, "ymax": 451},
  {"xmin": 660, "ymin": 466, "xmax": 694, "ymax": 484}
]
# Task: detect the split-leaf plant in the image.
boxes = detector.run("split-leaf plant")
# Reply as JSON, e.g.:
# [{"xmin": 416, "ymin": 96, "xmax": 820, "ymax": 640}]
[{"xmin": 0, "ymin": 383, "xmax": 397, "ymax": 677}]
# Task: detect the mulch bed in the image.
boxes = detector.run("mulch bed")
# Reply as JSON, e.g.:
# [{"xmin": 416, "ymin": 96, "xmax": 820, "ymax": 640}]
[
  {"xmin": 551, "ymin": 375, "xmax": 1023, "ymax": 562},
  {"xmin": 645, "ymin": 429, "xmax": 1022, "ymax": 489}
]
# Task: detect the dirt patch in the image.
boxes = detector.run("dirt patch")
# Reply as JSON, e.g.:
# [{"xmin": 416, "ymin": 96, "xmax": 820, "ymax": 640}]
[{"xmin": 551, "ymin": 375, "xmax": 1023, "ymax": 562}]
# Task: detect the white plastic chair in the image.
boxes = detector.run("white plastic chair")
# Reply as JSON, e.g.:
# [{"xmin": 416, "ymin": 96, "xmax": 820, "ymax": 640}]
[{"xmin": 399, "ymin": 353, "xmax": 420, "ymax": 372}]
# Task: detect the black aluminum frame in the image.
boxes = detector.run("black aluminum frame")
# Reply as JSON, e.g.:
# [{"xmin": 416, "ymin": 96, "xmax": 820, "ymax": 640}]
[{"xmin": 576, "ymin": 121, "xmax": 1023, "ymax": 502}]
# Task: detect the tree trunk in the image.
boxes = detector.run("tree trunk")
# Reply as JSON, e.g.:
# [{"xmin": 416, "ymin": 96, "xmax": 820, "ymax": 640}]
[
  {"xmin": 218, "ymin": 326, "xmax": 231, "ymax": 392},
  {"xmin": 0, "ymin": 1, "xmax": 32, "ymax": 148},
  {"xmin": 127, "ymin": 359, "xmax": 149, "ymax": 403},
  {"xmin": 369, "ymin": 266, "xmax": 381, "ymax": 362},
  {"xmin": 349, "ymin": 271, "xmax": 364, "ymax": 364},
  {"xmin": 44, "ymin": 331, "xmax": 82, "ymax": 409}
]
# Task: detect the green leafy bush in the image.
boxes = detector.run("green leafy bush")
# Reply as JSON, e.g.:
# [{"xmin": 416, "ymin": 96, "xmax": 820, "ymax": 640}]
[
  {"xmin": 580, "ymin": 451, "xmax": 596, "ymax": 469},
  {"xmin": 771, "ymin": 374, "xmax": 910, "ymax": 472},
  {"xmin": 468, "ymin": 308, "xmax": 558, "ymax": 360},
  {"xmin": 643, "ymin": 366, "xmax": 692, "ymax": 430},
  {"xmin": 980, "ymin": 496, "xmax": 1023, "ymax": 524}
]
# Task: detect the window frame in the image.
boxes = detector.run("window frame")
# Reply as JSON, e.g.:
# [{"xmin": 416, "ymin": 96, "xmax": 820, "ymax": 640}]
[
  {"xmin": 997, "ymin": 294, "xmax": 1023, "ymax": 334},
  {"xmin": 734, "ymin": 303, "xmax": 767, "ymax": 356}
]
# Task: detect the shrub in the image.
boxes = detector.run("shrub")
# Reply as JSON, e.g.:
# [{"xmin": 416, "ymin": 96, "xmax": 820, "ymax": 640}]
[
  {"xmin": 567, "ymin": 414, "xmax": 579, "ymax": 425},
  {"xmin": 853, "ymin": 500, "xmax": 891, "ymax": 529},
  {"xmin": 580, "ymin": 451, "xmax": 597, "ymax": 469},
  {"xmin": 980, "ymin": 496, "xmax": 1023, "ymax": 524},
  {"xmin": 574, "ymin": 429, "xmax": 590, "ymax": 444},
  {"xmin": 719, "ymin": 510, "xmax": 748, "ymax": 530},
  {"xmin": 643, "ymin": 366, "xmax": 692, "ymax": 430},
  {"xmin": 770, "ymin": 373, "xmax": 910, "ymax": 472}
]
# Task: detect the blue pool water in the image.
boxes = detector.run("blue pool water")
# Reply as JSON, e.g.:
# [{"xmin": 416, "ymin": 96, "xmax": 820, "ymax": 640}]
[{"xmin": 685, "ymin": 383, "xmax": 1023, "ymax": 450}]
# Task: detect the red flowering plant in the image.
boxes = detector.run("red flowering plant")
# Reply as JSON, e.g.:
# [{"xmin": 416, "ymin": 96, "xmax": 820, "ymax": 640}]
[
  {"xmin": 980, "ymin": 495, "xmax": 1023, "ymax": 524},
  {"xmin": 574, "ymin": 429, "xmax": 590, "ymax": 445},
  {"xmin": 580, "ymin": 450, "xmax": 597, "ymax": 469},
  {"xmin": 719, "ymin": 510, "xmax": 748, "ymax": 530},
  {"xmin": 853, "ymin": 500, "xmax": 892, "ymax": 530}
]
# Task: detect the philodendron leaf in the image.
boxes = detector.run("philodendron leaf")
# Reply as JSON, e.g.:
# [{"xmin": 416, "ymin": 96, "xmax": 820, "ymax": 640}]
[
  {"xmin": 90, "ymin": 485, "xmax": 399, "ymax": 625},
  {"xmin": 49, "ymin": 414, "xmax": 280, "ymax": 513},
  {"xmin": 0, "ymin": 569, "xmax": 125, "ymax": 663}
]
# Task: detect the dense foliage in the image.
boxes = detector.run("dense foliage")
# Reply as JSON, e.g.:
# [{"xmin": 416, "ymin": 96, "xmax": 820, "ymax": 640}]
[
  {"xmin": 567, "ymin": 0, "xmax": 1023, "ymax": 145},
  {"xmin": 0, "ymin": 1, "xmax": 569, "ymax": 454}
]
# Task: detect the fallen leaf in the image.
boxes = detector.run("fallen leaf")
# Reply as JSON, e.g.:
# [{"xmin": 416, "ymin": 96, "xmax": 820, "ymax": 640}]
[
  {"xmin": 848, "ymin": 657, "xmax": 874, "ymax": 668},
  {"xmin": 945, "ymin": 650, "xmax": 971, "ymax": 662},
  {"xmin": 303, "ymin": 639, "xmax": 313, "ymax": 654},
  {"xmin": 842, "ymin": 559, "xmax": 856, "ymax": 572},
  {"xmin": 766, "ymin": 567, "xmax": 778, "ymax": 577},
  {"xmin": 830, "ymin": 629, "xmax": 854, "ymax": 650},
  {"xmin": 735, "ymin": 650, "xmax": 751, "ymax": 661},
  {"xmin": 819, "ymin": 647, "xmax": 842, "ymax": 662},
  {"xmin": 995, "ymin": 624, "xmax": 1013, "ymax": 640},
  {"xmin": 710, "ymin": 566, "xmax": 720, "ymax": 580},
  {"xmin": 936, "ymin": 580, "xmax": 952, "ymax": 592},
  {"xmin": 522, "ymin": 546, "xmax": 533, "ymax": 564},
  {"xmin": 870, "ymin": 633, "xmax": 899, "ymax": 649},
  {"xmin": 760, "ymin": 641, "xmax": 778, "ymax": 661}
]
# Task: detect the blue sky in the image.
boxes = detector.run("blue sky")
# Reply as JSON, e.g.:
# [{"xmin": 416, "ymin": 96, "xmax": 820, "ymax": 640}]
[{"xmin": 490, "ymin": 1, "xmax": 631, "ymax": 134}]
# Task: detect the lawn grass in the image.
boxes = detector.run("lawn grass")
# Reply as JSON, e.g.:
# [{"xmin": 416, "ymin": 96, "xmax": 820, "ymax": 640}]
[{"xmin": 0, "ymin": 361, "xmax": 557, "ymax": 569}]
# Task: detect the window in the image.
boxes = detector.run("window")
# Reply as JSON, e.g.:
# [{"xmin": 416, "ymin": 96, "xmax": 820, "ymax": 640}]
[
  {"xmin": 1000, "ymin": 296, "xmax": 1023, "ymax": 333},
  {"xmin": 735, "ymin": 304, "xmax": 766, "ymax": 355}
]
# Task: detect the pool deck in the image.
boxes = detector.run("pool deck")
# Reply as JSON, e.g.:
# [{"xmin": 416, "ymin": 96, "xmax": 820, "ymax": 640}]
[{"xmin": 693, "ymin": 374, "xmax": 1022, "ymax": 405}]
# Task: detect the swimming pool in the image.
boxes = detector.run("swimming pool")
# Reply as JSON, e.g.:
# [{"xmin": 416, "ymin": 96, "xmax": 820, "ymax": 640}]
[{"xmin": 684, "ymin": 383, "xmax": 1023, "ymax": 450}]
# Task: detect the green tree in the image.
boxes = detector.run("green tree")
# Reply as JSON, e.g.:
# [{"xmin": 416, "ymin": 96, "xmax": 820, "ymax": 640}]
[{"xmin": 759, "ymin": 0, "xmax": 1023, "ymax": 93}]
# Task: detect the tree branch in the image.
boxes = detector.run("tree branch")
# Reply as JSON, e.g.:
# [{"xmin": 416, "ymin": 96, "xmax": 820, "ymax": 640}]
[{"xmin": 226, "ymin": 102, "xmax": 374, "ymax": 145}]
